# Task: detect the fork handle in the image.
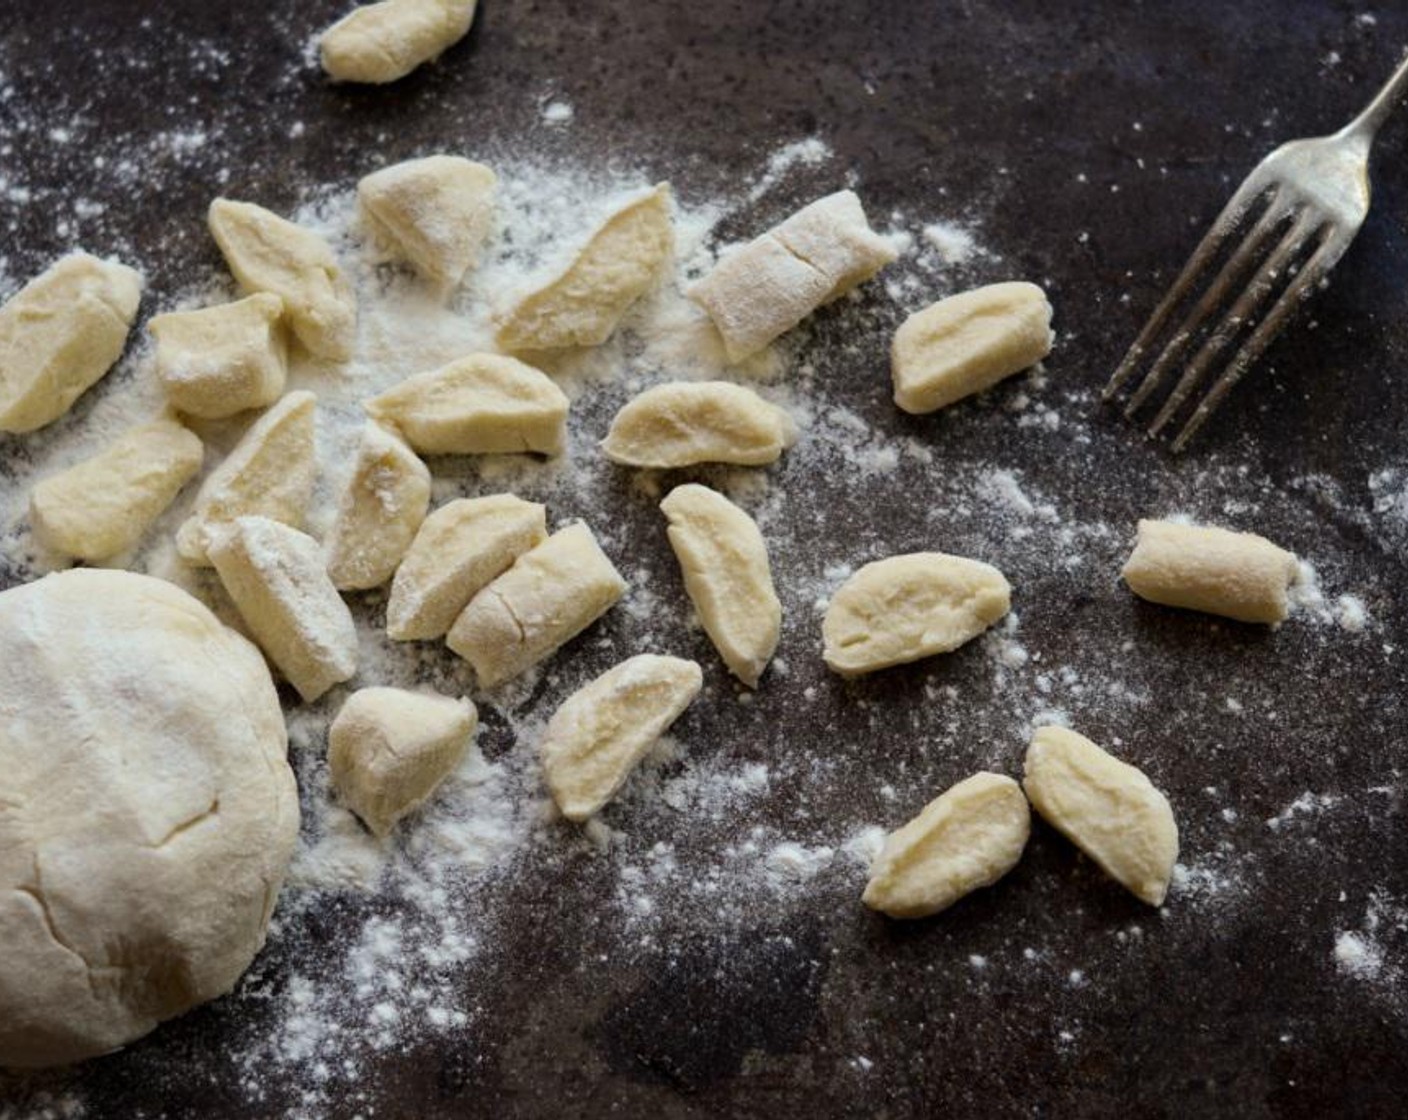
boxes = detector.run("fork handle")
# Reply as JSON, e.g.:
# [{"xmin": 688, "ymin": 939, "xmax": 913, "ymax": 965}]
[{"xmin": 1341, "ymin": 53, "xmax": 1408, "ymax": 143}]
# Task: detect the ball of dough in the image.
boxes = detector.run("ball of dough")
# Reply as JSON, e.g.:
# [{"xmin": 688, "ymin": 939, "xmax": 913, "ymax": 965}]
[{"xmin": 0, "ymin": 570, "xmax": 300, "ymax": 1069}]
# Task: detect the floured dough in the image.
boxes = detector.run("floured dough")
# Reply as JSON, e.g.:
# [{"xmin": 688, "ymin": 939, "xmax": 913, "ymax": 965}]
[
  {"xmin": 148, "ymin": 293, "xmax": 288, "ymax": 419},
  {"xmin": 601, "ymin": 381, "xmax": 797, "ymax": 468},
  {"xmin": 324, "ymin": 422, "xmax": 431, "ymax": 591},
  {"xmin": 320, "ymin": 0, "xmax": 478, "ymax": 84}
]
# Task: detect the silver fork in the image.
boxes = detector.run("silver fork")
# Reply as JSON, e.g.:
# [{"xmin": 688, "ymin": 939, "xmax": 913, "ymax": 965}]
[{"xmin": 1104, "ymin": 54, "xmax": 1408, "ymax": 451}]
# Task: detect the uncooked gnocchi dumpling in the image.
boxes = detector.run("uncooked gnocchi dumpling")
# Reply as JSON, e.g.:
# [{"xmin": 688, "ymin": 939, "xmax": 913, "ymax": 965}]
[
  {"xmin": 601, "ymin": 381, "xmax": 797, "ymax": 468},
  {"xmin": 324, "ymin": 422, "xmax": 431, "ymax": 591},
  {"xmin": 495, "ymin": 184, "xmax": 673, "ymax": 352},
  {"xmin": 148, "ymin": 293, "xmax": 288, "ymax": 419},
  {"xmin": 329, "ymin": 688, "xmax": 477, "ymax": 836},
  {"xmin": 320, "ymin": 0, "xmax": 478, "ymax": 84},
  {"xmin": 689, "ymin": 190, "xmax": 896, "ymax": 362},
  {"xmin": 540, "ymin": 654, "xmax": 703, "ymax": 821},
  {"xmin": 0, "ymin": 252, "xmax": 143, "ymax": 433},
  {"xmin": 862, "ymin": 772, "xmax": 1030, "ymax": 919},
  {"xmin": 358, "ymin": 156, "xmax": 497, "ymax": 289},
  {"xmin": 30, "ymin": 417, "xmax": 203, "ymax": 562},
  {"xmin": 176, "ymin": 390, "xmax": 318, "ymax": 566},
  {"xmin": 822, "ymin": 552, "xmax": 1011, "ymax": 676},
  {"xmin": 208, "ymin": 199, "xmax": 357, "ymax": 361},
  {"xmin": 660, "ymin": 483, "xmax": 780, "ymax": 687},
  {"xmin": 891, "ymin": 282, "xmax": 1054, "ymax": 414},
  {"xmin": 364, "ymin": 353, "xmax": 568, "ymax": 456},
  {"xmin": 208, "ymin": 516, "xmax": 358, "ymax": 703},
  {"xmin": 386, "ymin": 494, "xmax": 547, "ymax": 641},
  {"xmin": 1121, "ymin": 519, "xmax": 1298, "ymax": 625},
  {"xmin": 1023, "ymin": 725, "xmax": 1178, "ymax": 907},
  {"xmin": 446, "ymin": 522, "xmax": 627, "ymax": 688}
]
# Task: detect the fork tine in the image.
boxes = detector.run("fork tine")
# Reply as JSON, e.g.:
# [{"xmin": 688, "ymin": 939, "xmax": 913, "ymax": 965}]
[
  {"xmin": 1148, "ymin": 209, "xmax": 1322, "ymax": 436},
  {"xmin": 1170, "ymin": 235, "xmax": 1345, "ymax": 451}
]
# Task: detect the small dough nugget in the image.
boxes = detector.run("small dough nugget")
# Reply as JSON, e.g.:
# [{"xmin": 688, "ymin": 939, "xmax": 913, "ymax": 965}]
[
  {"xmin": 1023, "ymin": 725, "xmax": 1178, "ymax": 907},
  {"xmin": 660, "ymin": 483, "xmax": 780, "ymax": 687},
  {"xmin": 358, "ymin": 156, "xmax": 497, "ymax": 289},
  {"xmin": 1121, "ymin": 519, "xmax": 1298, "ymax": 625},
  {"xmin": 386, "ymin": 495, "xmax": 547, "ymax": 641},
  {"xmin": 325, "ymin": 422, "xmax": 431, "ymax": 591},
  {"xmin": 209, "ymin": 516, "xmax": 359, "ymax": 703},
  {"xmin": 30, "ymin": 417, "xmax": 203, "ymax": 562},
  {"xmin": 329, "ymin": 687, "xmax": 477, "ymax": 836},
  {"xmin": 320, "ymin": 0, "xmax": 478, "ymax": 84},
  {"xmin": 863, "ymin": 772, "xmax": 1030, "ymax": 919},
  {"xmin": 541, "ymin": 654, "xmax": 703, "ymax": 821},
  {"xmin": 0, "ymin": 252, "xmax": 143, "ymax": 433},
  {"xmin": 689, "ymin": 190, "xmax": 896, "ymax": 362},
  {"xmin": 148, "ymin": 293, "xmax": 288, "ymax": 419},
  {"xmin": 447, "ymin": 522, "xmax": 627, "ymax": 688},
  {"xmin": 602, "ymin": 381, "xmax": 796, "ymax": 469},
  {"xmin": 496, "ymin": 184, "xmax": 673, "ymax": 352},
  {"xmin": 177, "ymin": 390, "xmax": 318, "ymax": 566},
  {"xmin": 892, "ymin": 281, "xmax": 1054, "ymax": 414},
  {"xmin": 365, "ymin": 353, "xmax": 568, "ymax": 456},
  {"xmin": 823, "ymin": 552, "xmax": 1011, "ymax": 676},
  {"xmin": 208, "ymin": 199, "xmax": 357, "ymax": 361}
]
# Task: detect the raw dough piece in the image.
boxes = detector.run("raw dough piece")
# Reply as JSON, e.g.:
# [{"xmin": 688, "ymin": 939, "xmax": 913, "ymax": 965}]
[
  {"xmin": 689, "ymin": 190, "xmax": 896, "ymax": 362},
  {"xmin": 1121, "ymin": 519, "xmax": 1298, "ymax": 625},
  {"xmin": 862, "ymin": 772, "xmax": 1030, "ymax": 919},
  {"xmin": 365, "ymin": 353, "xmax": 568, "ymax": 456},
  {"xmin": 0, "ymin": 252, "xmax": 143, "ymax": 433},
  {"xmin": 540, "ymin": 654, "xmax": 703, "ymax": 821},
  {"xmin": 891, "ymin": 281, "xmax": 1054, "ymax": 414},
  {"xmin": 176, "ymin": 390, "xmax": 318, "ymax": 566},
  {"xmin": 208, "ymin": 199, "xmax": 357, "ymax": 361},
  {"xmin": 329, "ymin": 688, "xmax": 477, "ymax": 836},
  {"xmin": 0, "ymin": 569, "xmax": 298, "ymax": 1068},
  {"xmin": 30, "ymin": 417, "xmax": 203, "ymax": 562},
  {"xmin": 386, "ymin": 494, "xmax": 547, "ymax": 640},
  {"xmin": 1023, "ymin": 725, "xmax": 1178, "ymax": 907},
  {"xmin": 822, "ymin": 552, "xmax": 1011, "ymax": 676},
  {"xmin": 325, "ymin": 422, "xmax": 431, "ymax": 591},
  {"xmin": 320, "ymin": 0, "xmax": 478, "ymax": 84},
  {"xmin": 601, "ymin": 381, "xmax": 796, "ymax": 468},
  {"xmin": 496, "ymin": 184, "xmax": 673, "ymax": 351},
  {"xmin": 660, "ymin": 483, "xmax": 780, "ymax": 686},
  {"xmin": 208, "ymin": 516, "xmax": 359, "ymax": 703},
  {"xmin": 358, "ymin": 156, "xmax": 497, "ymax": 288},
  {"xmin": 447, "ymin": 522, "xmax": 627, "ymax": 688},
  {"xmin": 148, "ymin": 293, "xmax": 288, "ymax": 419}
]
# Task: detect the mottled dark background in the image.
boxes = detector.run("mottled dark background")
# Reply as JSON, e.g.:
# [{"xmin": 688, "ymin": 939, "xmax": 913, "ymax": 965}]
[{"xmin": 2, "ymin": 1, "xmax": 1408, "ymax": 1117}]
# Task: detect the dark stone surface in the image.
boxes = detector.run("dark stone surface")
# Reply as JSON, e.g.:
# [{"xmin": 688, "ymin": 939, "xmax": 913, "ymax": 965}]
[{"xmin": 1, "ymin": 1, "xmax": 1408, "ymax": 1117}]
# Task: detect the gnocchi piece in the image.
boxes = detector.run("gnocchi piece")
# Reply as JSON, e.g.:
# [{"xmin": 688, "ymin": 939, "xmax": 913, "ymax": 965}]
[
  {"xmin": 823, "ymin": 552, "xmax": 1011, "ymax": 677},
  {"xmin": 324, "ymin": 422, "xmax": 432, "ymax": 591},
  {"xmin": 0, "ymin": 252, "xmax": 143, "ymax": 433},
  {"xmin": 660, "ymin": 483, "xmax": 780, "ymax": 687},
  {"xmin": 891, "ymin": 282, "xmax": 1054, "ymax": 414},
  {"xmin": 208, "ymin": 199, "xmax": 357, "ymax": 361},
  {"xmin": 147, "ymin": 293, "xmax": 288, "ymax": 419},
  {"xmin": 1023, "ymin": 725, "xmax": 1179, "ymax": 907},
  {"xmin": 601, "ymin": 381, "xmax": 797, "ymax": 469},
  {"xmin": 540, "ymin": 654, "xmax": 703, "ymax": 821},
  {"xmin": 862, "ymin": 773, "xmax": 1030, "ymax": 920},
  {"xmin": 495, "ymin": 184, "xmax": 673, "ymax": 351},
  {"xmin": 358, "ymin": 156, "xmax": 497, "ymax": 289},
  {"xmin": 176, "ymin": 390, "xmax": 318, "ymax": 566},
  {"xmin": 688, "ymin": 190, "xmax": 896, "ymax": 362},
  {"xmin": 329, "ymin": 688, "xmax": 477, "ymax": 836},
  {"xmin": 1121, "ymin": 519, "xmax": 1298, "ymax": 625},
  {"xmin": 30, "ymin": 417, "xmax": 203, "ymax": 562},
  {"xmin": 386, "ymin": 495, "xmax": 547, "ymax": 641},
  {"xmin": 364, "ymin": 353, "xmax": 568, "ymax": 456},
  {"xmin": 446, "ymin": 522, "xmax": 627, "ymax": 688},
  {"xmin": 208, "ymin": 516, "xmax": 359, "ymax": 703},
  {"xmin": 320, "ymin": 0, "xmax": 478, "ymax": 84}
]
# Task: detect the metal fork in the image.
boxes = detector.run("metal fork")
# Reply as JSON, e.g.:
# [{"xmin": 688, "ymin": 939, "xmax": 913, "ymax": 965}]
[{"xmin": 1104, "ymin": 54, "xmax": 1408, "ymax": 451}]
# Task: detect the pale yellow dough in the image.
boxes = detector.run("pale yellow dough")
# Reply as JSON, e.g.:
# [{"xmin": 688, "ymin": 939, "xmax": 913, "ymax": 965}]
[
  {"xmin": 148, "ymin": 293, "xmax": 288, "ymax": 419},
  {"xmin": 601, "ymin": 381, "xmax": 797, "ymax": 469},
  {"xmin": 324, "ymin": 422, "xmax": 431, "ymax": 591},
  {"xmin": 320, "ymin": 0, "xmax": 478, "ymax": 84}
]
